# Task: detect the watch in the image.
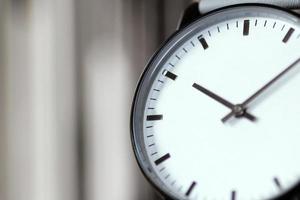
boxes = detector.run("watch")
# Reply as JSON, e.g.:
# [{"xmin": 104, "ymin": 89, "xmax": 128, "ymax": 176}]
[{"xmin": 130, "ymin": 1, "xmax": 300, "ymax": 200}]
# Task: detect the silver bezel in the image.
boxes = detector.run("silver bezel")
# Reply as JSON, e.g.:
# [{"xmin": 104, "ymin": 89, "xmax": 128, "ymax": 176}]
[{"xmin": 131, "ymin": 4, "xmax": 300, "ymax": 200}]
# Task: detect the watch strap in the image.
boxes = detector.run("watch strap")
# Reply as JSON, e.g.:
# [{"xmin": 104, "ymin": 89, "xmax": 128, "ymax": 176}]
[{"xmin": 199, "ymin": 0, "xmax": 300, "ymax": 13}]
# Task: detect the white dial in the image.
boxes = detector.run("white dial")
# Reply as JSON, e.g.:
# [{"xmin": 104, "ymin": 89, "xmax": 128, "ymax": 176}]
[{"xmin": 131, "ymin": 6, "xmax": 300, "ymax": 200}]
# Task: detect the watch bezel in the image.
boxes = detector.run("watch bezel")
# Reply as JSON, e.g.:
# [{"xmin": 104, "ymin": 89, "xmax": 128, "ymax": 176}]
[{"xmin": 130, "ymin": 4, "xmax": 300, "ymax": 200}]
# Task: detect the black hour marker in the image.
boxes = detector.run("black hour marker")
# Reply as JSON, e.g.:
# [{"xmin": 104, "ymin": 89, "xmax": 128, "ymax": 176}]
[
  {"xmin": 274, "ymin": 177, "xmax": 283, "ymax": 190},
  {"xmin": 185, "ymin": 181, "xmax": 197, "ymax": 196},
  {"xmin": 231, "ymin": 191, "xmax": 236, "ymax": 200},
  {"xmin": 198, "ymin": 36, "xmax": 209, "ymax": 50},
  {"xmin": 243, "ymin": 20, "xmax": 250, "ymax": 36},
  {"xmin": 283, "ymin": 27, "xmax": 295, "ymax": 43},
  {"xmin": 164, "ymin": 70, "xmax": 177, "ymax": 80},
  {"xmin": 155, "ymin": 153, "xmax": 170, "ymax": 165},
  {"xmin": 147, "ymin": 115, "xmax": 163, "ymax": 121}
]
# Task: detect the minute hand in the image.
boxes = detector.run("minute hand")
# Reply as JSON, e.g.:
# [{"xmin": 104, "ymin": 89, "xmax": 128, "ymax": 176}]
[
  {"xmin": 193, "ymin": 83, "xmax": 257, "ymax": 121},
  {"xmin": 222, "ymin": 57, "xmax": 300, "ymax": 122}
]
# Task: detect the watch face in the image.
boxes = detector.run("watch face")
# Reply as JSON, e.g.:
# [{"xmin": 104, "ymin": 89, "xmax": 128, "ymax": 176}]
[{"xmin": 131, "ymin": 5, "xmax": 300, "ymax": 200}]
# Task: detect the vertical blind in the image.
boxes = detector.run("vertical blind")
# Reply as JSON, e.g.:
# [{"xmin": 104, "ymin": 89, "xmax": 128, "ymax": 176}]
[{"xmin": 0, "ymin": 0, "xmax": 192, "ymax": 200}]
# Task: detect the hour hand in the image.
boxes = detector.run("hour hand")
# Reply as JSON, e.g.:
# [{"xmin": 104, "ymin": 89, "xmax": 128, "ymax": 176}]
[
  {"xmin": 192, "ymin": 83, "xmax": 234, "ymax": 109},
  {"xmin": 192, "ymin": 83, "xmax": 257, "ymax": 122}
]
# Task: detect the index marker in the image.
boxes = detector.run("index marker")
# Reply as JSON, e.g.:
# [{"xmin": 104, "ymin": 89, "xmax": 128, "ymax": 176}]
[
  {"xmin": 185, "ymin": 181, "xmax": 197, "ymax": 196},
  {"xmin": 243, "ymin": 20, "xmax": 250, "ymax": 36},
  {"xmin": 274, "ymin": 177, "xmax": 283, "ymax": 190},
  {"xmin": 147, "ymin": 115, "xmax": 163, "ymax": 121},
  {"xmin": 231, "ymin": 190, "xmax": 236, "ymax": 200},
  {"xmin": 283, "ymin": 27, "xmax": 295, "ymax": 43},
  {"xmin": 155, "ymin": 153, "xmax": 170, "ymax": 165},
  {"xmin": 198, "ymin": 36, "xmax": 209, "ymax": 50},
  {"xmin": 163, "ymin": 70, "xmax": 177, "ymax": 80}
]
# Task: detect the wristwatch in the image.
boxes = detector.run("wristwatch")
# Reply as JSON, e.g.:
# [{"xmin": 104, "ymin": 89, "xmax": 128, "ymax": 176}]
[{"xmin": 131, "ymin": 0, "xmax": 300, "ymax": 200}]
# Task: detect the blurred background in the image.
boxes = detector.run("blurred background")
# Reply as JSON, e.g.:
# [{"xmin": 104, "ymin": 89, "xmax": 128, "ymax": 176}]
[{"xmin": 0, "ymin": 0, "xmax": 193, "ymax": 200}]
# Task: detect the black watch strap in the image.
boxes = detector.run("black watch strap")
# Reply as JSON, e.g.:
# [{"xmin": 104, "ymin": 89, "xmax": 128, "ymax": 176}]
[{"xmin": 199, "ymin": 0, "xmax": 300, "ymax": 13}]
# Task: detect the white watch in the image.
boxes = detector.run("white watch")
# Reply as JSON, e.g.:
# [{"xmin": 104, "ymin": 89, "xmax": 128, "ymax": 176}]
[{"xmin": 131, "ymin": 1, "xmax": 300, "ymax": 200}]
